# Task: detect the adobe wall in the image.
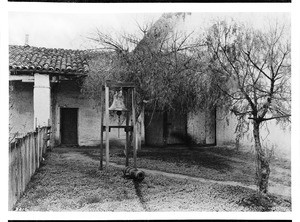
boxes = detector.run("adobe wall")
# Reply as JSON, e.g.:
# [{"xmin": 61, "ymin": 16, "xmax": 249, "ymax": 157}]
[
  {"xmin": 187, "ymin": 111, "xmax": 206, "ymax": 144},
  {"xmin": 187, "ymin": 109, "xmax": 216, "ymax": 145},
  {"xmin": 144, "ymin": 111, "xmax": 164, "ymax": 146},
  {"xmin": 216, "ymin": 108, "xmax": 291, "ymax": 159},
  {"xmin": 51, "ymin": 81, "xmax": 125, "ymax": 147},
  {"xmin": 145, "ymin": 109, "xmax": 216, "ymax": 146},
  {"xmin": 9, "ymin": 82, "xmax": 34, "ymax": 139}
]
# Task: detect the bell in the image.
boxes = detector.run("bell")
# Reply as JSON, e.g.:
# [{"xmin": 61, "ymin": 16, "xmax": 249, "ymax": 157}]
[{"xmin": 109, "ymin": 90, "xmax": 127, "ymax": 112}]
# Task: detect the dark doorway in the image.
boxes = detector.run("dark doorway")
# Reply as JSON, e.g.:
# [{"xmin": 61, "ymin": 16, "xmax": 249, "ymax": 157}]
[
  {"xmin": 60, "ymin": 108, "xmax": 78, "ymax": 145},
  {"xmin": 145, "ymin": 110, "xmax": 187, "ymax": 146},
  {"xmin": 144, "ymin": 111, "xmax": 164, "ymax": 146},
  {"xmin": 166, "ymin": 111, "xmax": 187, "ymax": 145}
]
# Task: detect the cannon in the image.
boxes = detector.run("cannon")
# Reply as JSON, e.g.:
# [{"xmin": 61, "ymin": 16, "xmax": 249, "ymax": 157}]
[{"xmin": 123, "ymin": 166, "xmax": 145, "ymax": 181}]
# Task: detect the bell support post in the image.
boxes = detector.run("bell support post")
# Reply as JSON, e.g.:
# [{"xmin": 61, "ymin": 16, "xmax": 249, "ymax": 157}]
[
  {"xmin": 99, "ymin": 85, "xmax": 104, "ymax": 170},
  {"xmin": 132, "ymin": 87, "xmax": 137, "ymax": 169},
  {"xmin": 125, "ymin": 88, "xmax": 130, "ymax": 167},
  {"xmin": 101, "ymin": 80, "xmax": 137, "ymax": 170},
  {"xmin": 105, "ymin": 82, "xmax": 110, "ymax": 168}
]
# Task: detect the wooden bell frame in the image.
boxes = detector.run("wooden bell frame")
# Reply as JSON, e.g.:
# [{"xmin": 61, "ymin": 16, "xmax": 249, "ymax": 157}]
[{"xmin": 100, "ymin": 80, "xmax": 137, "ymax": 170}]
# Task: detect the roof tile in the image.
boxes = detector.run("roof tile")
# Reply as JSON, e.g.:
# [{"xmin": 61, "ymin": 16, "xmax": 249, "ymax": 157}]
[{"xmin": 9, "ymin": 45, "xmax": 89, "ymax": 75}]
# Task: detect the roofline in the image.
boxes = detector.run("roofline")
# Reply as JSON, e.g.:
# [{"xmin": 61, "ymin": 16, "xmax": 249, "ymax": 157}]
[
  {"xmin": 9, "ymin": 69, "xmax": 88, "ymax": 77},
  {"xmin": 9, "ymin": 44, "xmax": 89, "ymax": 53}
]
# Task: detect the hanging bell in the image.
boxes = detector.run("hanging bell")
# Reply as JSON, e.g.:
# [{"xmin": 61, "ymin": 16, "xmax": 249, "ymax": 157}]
[{"xmin": 109, "ymin": 90, "xmax": 127, "ymax": 112}]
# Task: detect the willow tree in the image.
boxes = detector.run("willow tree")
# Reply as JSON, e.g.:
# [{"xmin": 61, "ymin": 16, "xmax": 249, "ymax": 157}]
[
  {"xmin": 204, "ymin": 20, "xmax": 291, "ymax": 194},
  {"xmin": 83, "ymin": 13, "xmax": 204, "ymax": 116}
]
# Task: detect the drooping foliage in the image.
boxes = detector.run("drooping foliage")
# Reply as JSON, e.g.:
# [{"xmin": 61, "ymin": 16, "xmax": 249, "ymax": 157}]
[{"xmin": 82, "ymin": 14, "xmax": 206, "ymax": 115}]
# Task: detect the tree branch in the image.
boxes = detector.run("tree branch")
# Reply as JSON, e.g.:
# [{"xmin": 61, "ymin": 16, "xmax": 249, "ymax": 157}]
[
  {"xmin": 243, "ymin": 50, "xmax": 272, "ymax": 81},
  {"xmin": 249, "ymin": 114, "xmax": 290, "ymax": 121}
]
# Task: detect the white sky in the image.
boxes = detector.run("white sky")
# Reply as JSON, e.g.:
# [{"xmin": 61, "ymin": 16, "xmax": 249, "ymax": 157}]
[
  {"xmin": 9, "ymin": 12, "xmax": 162, "ymax": 49},
  {"xmin": 8, "ymin": 12, "xmax": 290, "ymax": 50}
]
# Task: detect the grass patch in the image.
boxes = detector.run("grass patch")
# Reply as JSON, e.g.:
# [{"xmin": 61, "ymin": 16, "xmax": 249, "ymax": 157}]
[
  {"xmin": 79, "ymin": 195, "xmax": 102, "ymax": 207},
  {"xmin": 81, "ymin": 145, "xmax": 290, "ymax": 190},
  {"xmin": 14, "ymin": 147, "xmax": 291, "ymax": 212},
  {"xmin": 239, "ymin": 193, "xmax": 291, "ymax": 212}
]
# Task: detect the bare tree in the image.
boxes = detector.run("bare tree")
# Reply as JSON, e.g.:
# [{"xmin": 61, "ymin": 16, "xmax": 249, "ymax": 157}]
[
  {"xmin": 83, "ymin": 13, "xmax": 203, "ymax": 115},
  {"xmin": 204, "ymin": 20, "xmax": 291, "ymax": 194}
]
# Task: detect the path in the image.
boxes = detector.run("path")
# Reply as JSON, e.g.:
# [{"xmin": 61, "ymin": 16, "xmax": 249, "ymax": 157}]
[{"xmin": 104, "ymin": 161, "xmax": 290, "ymax": 198}]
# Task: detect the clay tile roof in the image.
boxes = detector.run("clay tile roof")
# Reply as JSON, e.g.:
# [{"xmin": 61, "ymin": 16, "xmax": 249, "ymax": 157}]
[{"xmin": 9, "ymin": 45, "xmax": 89, "ymax": 75}]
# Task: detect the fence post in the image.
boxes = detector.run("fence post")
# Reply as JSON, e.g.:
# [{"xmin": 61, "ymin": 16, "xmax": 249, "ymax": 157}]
[
  {"xmin": 28, "ymin": 133, "xmax": 32, "ymax": 177},
  {"xmin": 38, "ymin": 129, "xmax": 41, "ymax": 163},
  {"xmin": 8, "ymin": 142, "xmax": 15, "ymax": 210},
  {"xmin": 26, "ymin": 135, "xmax": 30, "ymax": 185},
  {"xmin": 17, "ymin": 140, "xmax": 22, "ymax": 201},
  {"xmin": 31, "ymin": 133, "xmax": 34, "ymax": 177},
  {"xmin": 21, "ymin": 139, "xmax": 25, "ymax": 194},
  {"xmin": 31, "ymin": 134, "xmax": 34, "ymax": 177},
  {"xmin": 36, "ymin": 128, "xmax": 39, "ymax": 168},
  {"xmin": 8, "ymin": 143, "xmax": 12, "ymax": 210},
  {"xmin": 40, "ymin": 129, "xmax": 43, "ymax": 160},
  {"xmin": 42, "ymin": 129, "xmax": 45, "ymax": 155},
  {"xmin": 31, "ymin": 133, "xmax": 34, "ymax": 175},
  {"xmin": 9, "ymin": 127, "xmax": 50, "ymax": 210},
  {"xmin": 32, "ymin": 133, "xmax": 35, "ymax": 176},
  {"xmin": 33, "ymin": 132, "xmax": 37, "ymax": 174},
  {"xmin": 12, "ymin": 142, "xmax": 17, "ymax": 210}
]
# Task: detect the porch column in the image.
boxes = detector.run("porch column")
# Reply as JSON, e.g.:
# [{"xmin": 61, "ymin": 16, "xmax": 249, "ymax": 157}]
[{"xmin": 34, "ymin": 73, "xmax": 51, "ymax": 128}]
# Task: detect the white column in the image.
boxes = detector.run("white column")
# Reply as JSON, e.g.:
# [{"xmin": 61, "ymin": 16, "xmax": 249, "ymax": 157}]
[{"xmin": 34, "ymin": 74, "xmax": 51, "ymax": 129}]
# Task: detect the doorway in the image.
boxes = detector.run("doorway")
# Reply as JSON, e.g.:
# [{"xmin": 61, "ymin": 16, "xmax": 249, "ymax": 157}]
[
  {"xmin": 145, "ymin": 110, "xmax": 187, "ymax": 146},
  {"xmin": 60, "ymin": 108, "xmax": 78, "ymax": 145},
  {"xmin": 165, "ymin": 111, "xmax": 187, "ymax": 145}
]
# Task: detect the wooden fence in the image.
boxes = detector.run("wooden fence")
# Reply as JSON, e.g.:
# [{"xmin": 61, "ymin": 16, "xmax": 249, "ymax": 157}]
[{"xmin": 8, "ymin": 126, "xmax": 51, "ymax": 210}]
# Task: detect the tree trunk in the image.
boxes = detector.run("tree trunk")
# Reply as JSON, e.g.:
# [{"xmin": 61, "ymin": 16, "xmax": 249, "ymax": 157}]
[
  {"xmin": 235, "ymin": 136, "xmax": 240, "ymax": 152},
  {"xmin": 253, "ymin": 121, "xmax": 270, "ymax": 194}
]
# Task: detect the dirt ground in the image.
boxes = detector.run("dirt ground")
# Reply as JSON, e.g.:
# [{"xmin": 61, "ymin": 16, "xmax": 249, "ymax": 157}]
[
  {"xmin": 14, "ymin": 146, "xmax": 291, "ymax": 212},
  {"xmin": 86, "ymin": 145, "xmax": 291, "ymax": 197}
]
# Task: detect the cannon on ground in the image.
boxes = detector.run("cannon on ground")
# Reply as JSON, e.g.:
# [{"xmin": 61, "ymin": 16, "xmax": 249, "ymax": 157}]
[{"xmin": 123, "ymin": 166, "xmax": 145, "ymax": 181}]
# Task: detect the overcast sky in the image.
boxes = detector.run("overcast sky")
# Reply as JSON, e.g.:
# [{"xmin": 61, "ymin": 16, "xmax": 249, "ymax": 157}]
[{"xmin": 9, "ymin": 12, "xmax": 290, "ymax": 50}]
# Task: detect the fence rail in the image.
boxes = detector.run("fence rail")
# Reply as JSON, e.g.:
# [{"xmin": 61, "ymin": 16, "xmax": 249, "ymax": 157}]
[{"xmin": 8, "ymin": 126, "xmax": 51, "ymax": 210}]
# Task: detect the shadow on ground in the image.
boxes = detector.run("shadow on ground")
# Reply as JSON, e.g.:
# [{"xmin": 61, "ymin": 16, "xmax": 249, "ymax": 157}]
[{"xmin": 13, "ymin": 146, "xmax": 291, "ymax": 212}]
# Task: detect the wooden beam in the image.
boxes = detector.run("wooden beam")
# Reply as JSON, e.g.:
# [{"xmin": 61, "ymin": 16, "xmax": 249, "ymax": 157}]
[
  {"xmin": 9, "ymin": 75, "xmax": 34, "ymax": 82},
  {"xmin": 105, "ymin": 84, "xmax": 110, "ymax": 168},
  {"xmin": 125, "ymin": 89, "xmax": 130, "ymax": 167},
  {"xmin": 102, "ymin": 125, "xmax": 133, "ymax": 131},
  {"xmin": 99, "ymin": 85, "xmax": 104, "ymax": 170},
  {"xmin": 106, "ymin": 80, "xmax": 135, "ymax": 88},
  {"xmin": 132, "ymin": 88, "xmax": 137, "ymax": 169}
]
